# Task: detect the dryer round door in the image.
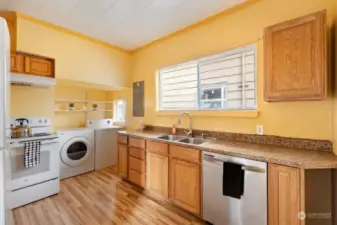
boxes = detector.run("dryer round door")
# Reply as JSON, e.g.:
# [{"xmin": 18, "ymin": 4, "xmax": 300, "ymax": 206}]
[{"xmin": 60, "ymin": 137, "xmax": 93, "ymax": 167}]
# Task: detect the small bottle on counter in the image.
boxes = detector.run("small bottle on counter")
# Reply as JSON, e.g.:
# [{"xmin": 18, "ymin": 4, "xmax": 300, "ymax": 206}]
[{"xmin": 172, "ymin": 124, "xmax": 176, "ymax": 135}]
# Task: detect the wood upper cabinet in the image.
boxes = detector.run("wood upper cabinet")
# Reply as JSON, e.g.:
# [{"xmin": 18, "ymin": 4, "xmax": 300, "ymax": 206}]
[
  {"xmin": 24, "ymin": 56, "xmax": 54, "ymax": 77},
  {"xmin": 170, "ymin": 158, "xmax": 201, "ymax": 215},
  {"xmin": 10, "ymin": 52, "xmax": 55, "ymax": 78},
  {"xmin": 117, "ymin": 144, "xmax": 128, "ymax": 178},
  {"xmin": 264, "ymin": 10, "xmax": 327, "ymax": 101},
  {"xmin": 268, "ymin": 164, "xmax": 301, "ymax": 225},
  {"xmin": 146, "ymin": 152, "xmax": 169, "ymax": 198},
  {"xmin": 10, "ymin": 53, "xmax": 24, "ymax": 73}
]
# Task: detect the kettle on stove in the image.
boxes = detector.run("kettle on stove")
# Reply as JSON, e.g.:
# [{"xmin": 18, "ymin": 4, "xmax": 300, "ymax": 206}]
[{"xmin": 11, "ymin": 118, "xmax": 32, "ymax": 138}]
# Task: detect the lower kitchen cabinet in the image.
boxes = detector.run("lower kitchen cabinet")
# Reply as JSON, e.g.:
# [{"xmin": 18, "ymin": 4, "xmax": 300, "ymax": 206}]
[
  {"xmin": 268, "ymin": 163, "xmax": 301, "ymax": 225},
  {"xmin": 117, "ymin": 144, "xmax": 128, "ymax": 178},
  {"xmin": 170, "ymin": 158, "xmax": 201, "ymax": 215},
  {"xmin": 129, "ymin": 169, "xmax": 146, "ymax": 187},
  {"xmin": 146, "ymin": 152, "xmax": 169, "ymax": 198}
]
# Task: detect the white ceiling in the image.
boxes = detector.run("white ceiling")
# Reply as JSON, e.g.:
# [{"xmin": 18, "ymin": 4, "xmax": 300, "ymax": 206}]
[{"xmin": 0, "ymin": 0, "xmax": 246, "ymax": 50}]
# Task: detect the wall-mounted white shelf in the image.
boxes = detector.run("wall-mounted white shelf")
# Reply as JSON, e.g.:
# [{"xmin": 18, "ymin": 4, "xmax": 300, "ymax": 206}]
[{"xmin": 55, "ymin": 99, "xmax": 114, "ymax": 104}]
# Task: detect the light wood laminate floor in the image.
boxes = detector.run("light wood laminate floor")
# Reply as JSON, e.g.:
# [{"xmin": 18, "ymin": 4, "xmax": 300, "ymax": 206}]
[{"xmin": 13, "ymin": 167, "xmax": 204, "ymax": 225}]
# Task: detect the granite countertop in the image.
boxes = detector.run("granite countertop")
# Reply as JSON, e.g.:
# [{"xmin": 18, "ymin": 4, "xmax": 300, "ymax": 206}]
[{"xmin": 118, "ymin": 130, "xmax": 337, "ymax": 169}]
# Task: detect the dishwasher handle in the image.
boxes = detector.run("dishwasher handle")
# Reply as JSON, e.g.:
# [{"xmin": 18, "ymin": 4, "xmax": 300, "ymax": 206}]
[{"xmin": 203, "ymin": 155, "xmax": 265, "ymax": 173}]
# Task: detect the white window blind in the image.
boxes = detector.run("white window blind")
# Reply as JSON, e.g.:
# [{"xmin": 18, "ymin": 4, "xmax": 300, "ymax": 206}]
[
  {"xmin": 158, "ymin": 44, "xmax": 256, "ymax": 111},
  {"xmin": 159, "ymin": 61, "xmax": 198, "ymax": 110}
]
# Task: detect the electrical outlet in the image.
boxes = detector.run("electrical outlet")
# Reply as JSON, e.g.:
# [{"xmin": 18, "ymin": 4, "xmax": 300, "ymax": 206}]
[{"xmin": 256, "ymin": 125, "xmax": 264, "ymax": 135}]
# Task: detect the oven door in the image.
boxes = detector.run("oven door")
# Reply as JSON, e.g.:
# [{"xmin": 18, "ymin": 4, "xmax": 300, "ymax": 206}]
[
  {"xmin": 60, "ymin": 137, "xmax": 93, "ymax": 167},
  {"xmin": 9, "ymin": 138, "xmax": 59, "ymax": 190}
]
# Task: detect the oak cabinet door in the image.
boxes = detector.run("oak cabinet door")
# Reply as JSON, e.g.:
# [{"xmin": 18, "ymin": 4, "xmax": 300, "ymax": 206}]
[
  {"xmin": 117, "ymin": 144, "xmax": 128, "ymax": 178},
  {"xmin": 10, "ymin": 53, "xmax": 24, "ymax": 73},
  {"xmin": 268, "ymin": 164, "xmax": 301, "ymax": 225},
  {"xmin": 146, "ymin": 152, "xmax": 168, "ymax": 198},
  {"xmin": 264, "ymin": 10, "xmax": 326, "ymax": 101},
  {"xmin": 169, "ymin": 158, "xmax": 201, "ymax": 214},
  {"xmin": 24, "ymin": 56, "xmax": 54, "ymax": 77},
  {"xmin": 129, "ymin": 169, "xmax": 145, "ymax": 187}
]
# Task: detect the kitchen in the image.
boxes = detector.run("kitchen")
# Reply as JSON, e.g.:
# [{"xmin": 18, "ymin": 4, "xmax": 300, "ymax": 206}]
[{"xmin": 0, "ymin": 0, "xmax": 337, "ymax": 224}]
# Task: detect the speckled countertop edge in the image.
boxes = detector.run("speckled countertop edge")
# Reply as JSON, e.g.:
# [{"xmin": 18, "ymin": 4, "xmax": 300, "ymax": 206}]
[{"xmin": 117, "ymin": 131, "xmax": 337, "ymax": 169}]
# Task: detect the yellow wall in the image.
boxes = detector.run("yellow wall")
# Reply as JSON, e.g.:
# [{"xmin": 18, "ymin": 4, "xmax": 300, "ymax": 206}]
[
  {"xmin": 11, "ymin": 85, "xmax": 110, "ymax": 130},
  {"xmin": 11, "ymin": 85, "xmax": 54, "ymax": 119},
  {"xmin": 10, "ymin": 15, "xmax": 130, "ymax": 129},
  {"xmin": 54, "ymin": 86, "xmax": 109, "ymax": 129},
  {"xmin": 9, "ymin": 0, "xmax": 337, "ymax": 142},
  {"xmin": 16, "ymin": 17, "xmax": 131, "ymax": 89},
  {"xmin": 123, "ymin": 0, "xmax": 335, "ymax": 141}
]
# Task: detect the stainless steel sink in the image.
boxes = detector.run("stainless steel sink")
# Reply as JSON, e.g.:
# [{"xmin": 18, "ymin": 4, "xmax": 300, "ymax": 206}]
[
  {"xmin": 156, "ymin": 135, "xmax": 187, "ymax": 141},
  {"xmin": 178, "ymin": 138, "xmax": 208, "ymax": 145}
]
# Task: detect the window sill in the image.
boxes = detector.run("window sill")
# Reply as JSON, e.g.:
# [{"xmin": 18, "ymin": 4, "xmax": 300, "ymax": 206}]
[
  {"xmin": 113, "ymin": 120, "xmax": 126, "ymax": 126},
  {"xmin": 155, "ymin": 110, "xmax": 259, "ymax": 118}
]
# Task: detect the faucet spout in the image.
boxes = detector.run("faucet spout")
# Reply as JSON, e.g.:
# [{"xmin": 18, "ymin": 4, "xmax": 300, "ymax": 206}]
[{"xmin": 177, "ymin": 112, "xmax": 192, "ymax": 136}]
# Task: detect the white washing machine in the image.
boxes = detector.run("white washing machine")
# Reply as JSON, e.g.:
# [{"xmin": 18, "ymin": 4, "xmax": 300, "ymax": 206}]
[{"xmin": 57, "ymin": 128, "xmax": 94, "ymax": 179}]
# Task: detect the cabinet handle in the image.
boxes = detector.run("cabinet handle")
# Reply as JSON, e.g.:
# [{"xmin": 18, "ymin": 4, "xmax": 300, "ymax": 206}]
[{"xmin": 203, "ymin": 156, "xmax": 265, "ymax": 173}]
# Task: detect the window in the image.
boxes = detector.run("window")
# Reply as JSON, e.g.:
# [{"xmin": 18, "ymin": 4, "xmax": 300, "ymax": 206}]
[
  {"xmin": 113, "ymin": 99, "xmax": 126, "ymax": 123},
  {"xmin": 158, "ymin": 44, "xmax": 256, "ymax": 111}
]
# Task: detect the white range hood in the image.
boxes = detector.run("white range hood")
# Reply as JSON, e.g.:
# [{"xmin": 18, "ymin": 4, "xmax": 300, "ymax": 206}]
[{"xmin": 11, "ymin": 73, "xmax": 56, "ymax": 87}]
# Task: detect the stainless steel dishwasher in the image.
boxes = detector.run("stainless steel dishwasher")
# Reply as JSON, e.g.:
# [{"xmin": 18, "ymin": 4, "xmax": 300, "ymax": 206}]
[{"xmin": 202, "ymin": 152, "xmax": 267, "ymax": 225}]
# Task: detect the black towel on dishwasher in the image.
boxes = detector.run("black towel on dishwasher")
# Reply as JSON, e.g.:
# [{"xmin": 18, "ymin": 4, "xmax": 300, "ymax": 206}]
[
  {"xmin": 24, "ymin": 141, "xmax": 41, "ymax": 168},
  {"xmin": 222, "ymin": 161, "xmax": 245, "ymax": 199}
]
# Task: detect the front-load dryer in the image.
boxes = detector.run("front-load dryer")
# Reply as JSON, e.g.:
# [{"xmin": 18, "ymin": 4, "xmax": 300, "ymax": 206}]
[{"xmin": 57, "ymin": 128, "xmax": 94, "ymax": 179}]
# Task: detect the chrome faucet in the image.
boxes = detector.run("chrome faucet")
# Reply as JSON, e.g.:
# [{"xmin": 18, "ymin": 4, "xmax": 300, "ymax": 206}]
[{"xmin": 177, "ymin": 112, "xmax": 192, "ymax": 136}]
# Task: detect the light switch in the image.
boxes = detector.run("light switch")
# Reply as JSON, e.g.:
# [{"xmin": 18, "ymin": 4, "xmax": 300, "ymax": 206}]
[{"xmin": 256, "ymin": 125, "xmax": 264, "ymax": 135}]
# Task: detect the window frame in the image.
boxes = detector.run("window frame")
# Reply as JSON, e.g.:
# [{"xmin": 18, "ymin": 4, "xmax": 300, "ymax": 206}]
[
  {"xmin": 113, "ymin": 99, "xmax": 126, "ymax": 125},
  {"xmin": 157, "ymin": 44, "xmax": 257, "ymax": 112}
]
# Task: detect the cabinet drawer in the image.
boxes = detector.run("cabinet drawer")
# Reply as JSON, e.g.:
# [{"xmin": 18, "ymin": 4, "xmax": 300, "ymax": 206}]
[
  {"xmin": 147, "ymin": 141, "xmax": 168, "ymax": 156},
  {"xmin": 129, "ymin": 147, "xmax": 146, "ymax": 160},
  {"xmin": 129, "ymin": 137, "xmax": 146, "ymax": 149},
  {"xmin": 118, "ymin": 135, "xmax": 128, "ymax": 145},
  {"xmin": 129, "ymin": 157, "xmax": 146, "ymax": 173},
  {"xmin": 129, "ymin": 170, "xmax": 146, "ymax": 187},
  {"xmin": 170, "ymin": 145, "xmax": 200, "ymax": 164}
]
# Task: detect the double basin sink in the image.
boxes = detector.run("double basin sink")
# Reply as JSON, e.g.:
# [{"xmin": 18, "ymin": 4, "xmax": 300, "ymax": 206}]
[{"xmin": 156, "ymin": 135, "xmax": 209, "ymax": 145}]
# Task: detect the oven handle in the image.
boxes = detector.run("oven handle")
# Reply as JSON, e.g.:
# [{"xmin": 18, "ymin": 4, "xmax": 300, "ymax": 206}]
[
  {"xmin": 10, "ymin": 138, "xmax": 59, "ymax": 148},
  {"xmin": 203, "ymin": 155, "xmax": 265, "ymax": 173}
]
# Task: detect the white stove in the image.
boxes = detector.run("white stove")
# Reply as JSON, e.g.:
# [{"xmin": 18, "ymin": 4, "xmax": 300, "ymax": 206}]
[
  {"xmin": 9, "ymin": 117, "xmax": 54, "ymax": 141},
  {"xmin": 8, "ymin": 117, "xmax": 60, "ymax": 209}
]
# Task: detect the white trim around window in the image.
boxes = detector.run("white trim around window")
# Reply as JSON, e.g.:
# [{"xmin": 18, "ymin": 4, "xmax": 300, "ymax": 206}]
[
  {"xmin": 157, "ymin": 44, "xmax": 257, "ymax": 111},
  {"xmin": 113, "ymin": 99, "xmax": 126, "ymax": 125}
]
